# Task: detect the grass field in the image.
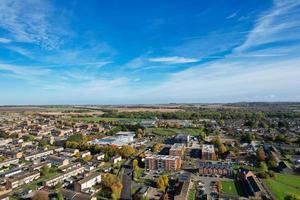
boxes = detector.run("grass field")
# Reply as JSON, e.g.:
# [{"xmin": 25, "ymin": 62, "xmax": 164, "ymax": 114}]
[
  {"xmin": 264, "ymin": 173, "xmax": 300, "ymax": 200},
  {"xmin": 221, "ymin": 181, "xmax": 239, "ymax": 196},
  {"xmin": 145, "ymin": 128, "xmax": 201, "ymax": 136}
]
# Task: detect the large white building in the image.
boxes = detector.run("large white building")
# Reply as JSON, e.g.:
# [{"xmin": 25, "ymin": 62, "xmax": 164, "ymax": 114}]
[{"xmin": 89, "ymin": 131, "xmax": 135, "ymax": 146}]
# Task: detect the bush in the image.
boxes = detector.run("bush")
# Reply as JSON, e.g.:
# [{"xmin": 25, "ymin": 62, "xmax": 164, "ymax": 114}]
[{"xmin": 257, "ymin": 171, "xmax": 269, "ymax": 179}]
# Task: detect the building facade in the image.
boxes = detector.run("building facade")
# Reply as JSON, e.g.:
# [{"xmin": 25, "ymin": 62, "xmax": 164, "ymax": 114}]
[{"xmin": 145, "ymin": 155, "xmax": 181, "ymax": 171}]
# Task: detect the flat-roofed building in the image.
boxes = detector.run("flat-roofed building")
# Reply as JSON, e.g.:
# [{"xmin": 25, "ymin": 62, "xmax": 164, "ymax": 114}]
[
  {"xmin": 0, "ymin": 167, "xmax": 22, "ymax": 178},
  {"xmin": 174, "ymin": 134, "xmax": 190, "ymax": 145},
  {"xmin": 6, "ymin": 171, "xmax": 40, "ymax": 189},
  {"xmin": 30, "ymin": 161, "xmax": 52, "ymax": 171},
  {"xmin": 201, "ymin": 144, "xmax": 217, "ymax": 160},
  {"xmin": 24, "ymin": 149, "xmax": 54, "ymax": 161},
  {"xmin": 0, "ymin": 158, "xmax": 19, "ymax": 168},
  {"xmin": 145, "ymin": 155, "xmax": 181, "ymax": 171},
  {"xmin": 169, "ymin": 143, "xmax": 185, "ymax": 157},
  {"xmin": 75, "ymin": 172, "xmax": 101, "ymax": 192},
  {"xmin": 44, "ymin": 166, "xmax": 84, "ymax": 187}
]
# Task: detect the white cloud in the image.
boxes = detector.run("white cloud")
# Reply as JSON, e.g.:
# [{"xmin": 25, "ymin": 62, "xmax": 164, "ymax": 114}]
[
  {"xmin": 226, "ymin": 12, "xmax": 238, "ymax": 19},
  {"xmin": 149, "ymin": 56, "xmax": 198, "ymax": 64},
  {"xmin": 0, "ymin": 37, "xmax": 11, "ymax": 43},
  {"xmin": 235, "ymin": 0, "xmax": 300, "ymax": 53},
  {"xmin": 0, "ymin": 0, "xmax": 67, "ymax": 49}
]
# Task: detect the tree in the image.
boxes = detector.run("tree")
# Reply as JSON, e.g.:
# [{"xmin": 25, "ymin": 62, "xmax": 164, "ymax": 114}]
[
  {"xmin": 216, "ymin": 181, "xmax": 222, "ymax": 193},
  {"xmin": 119, "ymin": 145, "xmax": 136, "ymax": 158},
  {"xmin": 199, "ymin": 131, "xmax": 206, "ymax": 141},
  {"xmin": 102, "ymin": 173, "xmax": 117, "ymax": 188},
  {"xmin": 133, "ymin": 159, "xmax": 139, "ymax": 171},
  {"xmin": 256, "ymin": 148, "xmax": 266, "ymax": 161},
  {"xmin": 111, "ymin": 182, "xmax": 123, "ymax": 200},
  {"xmin": 259, "ymin": 161, "xmax": 268, "ymax": 172},
  {"xmin": 136, "ymin": 128, "xmax": 144, "ymax": 138},
  {"xmin": 83, "ymin": 155, "xmax": 93, "ymax": 161},
  {"xmin": 284, "ymin": 193, "xmax": 300, "ymax": 200},
  {"xmin": 152, "ymin": 143, "xmax": 162, "ymax": 153},
  {"xmin": 32, "ymin": 190, "xmax": 49, "ymax": 200},
  {"xmin": 275, "ymin": 134, "xmax": 286, "ymax": 143},
  {"xmin": 57, "ymin": 190, "xmax": 64, "ymax": 200},
  {"xmin": 218, "ymin": 144, "xmax": 227, "ymax": 155},
  {"xmin": 213, "ymin": 136, "xmax": 222, "ymax": 148},
  {"xmin": 162, "ymin": 193, "xmax": 169, "ymax": 200},
  {"xmin": 41, "ymin": 166, "xmax": 50, "ymax": 176},
  {"xmin": 156, "ymin": 175, "xmax": 169, "ymax": 191}
]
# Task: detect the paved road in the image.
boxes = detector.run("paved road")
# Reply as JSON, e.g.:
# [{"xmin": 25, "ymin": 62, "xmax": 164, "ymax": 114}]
[{"xmin": 120, "ymin": 160, "xmax": 132, "ymax": 200}]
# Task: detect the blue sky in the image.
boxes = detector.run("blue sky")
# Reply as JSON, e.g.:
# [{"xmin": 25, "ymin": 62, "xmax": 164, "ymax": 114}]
[{"xmin": 0, "ymin": 0, "xmax": 300, "ymax": 105}]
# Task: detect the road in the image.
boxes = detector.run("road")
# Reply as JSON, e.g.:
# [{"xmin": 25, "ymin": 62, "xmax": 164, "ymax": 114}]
[{"xmin": 120, "ymin": 160, "xmax": 133, "ymax": 200}]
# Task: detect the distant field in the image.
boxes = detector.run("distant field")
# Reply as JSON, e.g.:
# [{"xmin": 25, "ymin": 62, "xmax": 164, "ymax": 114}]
[
  {"xmin": 71, "ymin": 116, "xmax": 142, "ymax": 123},
  {"xmin": 264, "ymin": 173, "xmax": 300, "ymax": 199},
  {"xmin": 115, "ymin": 107, "xmax": 183, "ymax": 112},
  {"xmin": 145, "ymin": 128, "xmax": 201, "ymax": 136}
]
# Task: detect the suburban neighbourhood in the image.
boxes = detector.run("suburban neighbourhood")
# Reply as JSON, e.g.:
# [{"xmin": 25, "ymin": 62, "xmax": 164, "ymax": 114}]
[{"xmin": 0, "ymin": 104, "xmax": 299, "ymax": 200}]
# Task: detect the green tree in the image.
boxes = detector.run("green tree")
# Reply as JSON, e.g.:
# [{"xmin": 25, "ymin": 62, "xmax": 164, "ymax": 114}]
[
  {"xmin": 259, "ymin": 161, "xmax": 268, "ymax": 172},
  {"xmin": 284, "ymin": 193, "xmax": 300, "ymax": 200}
]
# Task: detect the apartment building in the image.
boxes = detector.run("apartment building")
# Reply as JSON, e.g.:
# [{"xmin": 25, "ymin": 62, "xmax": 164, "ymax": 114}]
[
  {"xmin": 74, "ymin": 172, "xmax": 101, "ymax": 192},
  {"xmin": 0, "ymin": 158, "xmax": 19, "ymax": 168},
  {"xmin": 201, "ymin": 144, "xmax": 217, "ymax": 160},
  {"xmin": 169, "ymin": 143, "xmax": 185, "ymax": 157},
  {"xmin": 30, "ymin": 161, "xmax": 52, "ymax": 171},
  {"xmin": 198, "ymin": 162, "xmax": 233, "ymax": 177},
  {"xmin": 24, "ymin": 149, "xmax": 54, "ymax": 161},
  {"xmin": 45, "ymin": 166, "xmax": 85, "ymax": 187},
  {"xmin": 0, "ymin": 167, "xmax": 22, "ymax": 178},
  {"xmin": 145, "ymin": 155, "xmax": 181, "ymax": 171},
  {"xmin": 6, "ymin": 171, "xmax": 40, "ymax": 189}
]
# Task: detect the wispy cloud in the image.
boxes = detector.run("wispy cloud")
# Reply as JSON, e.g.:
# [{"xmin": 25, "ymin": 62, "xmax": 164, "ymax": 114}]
[
  {"xmin": 5, "ymin": 46, "xmax": 34, "ymax": 58},
  {"xmin": 0, "ymin": 37, "xmax": 11, "ymax": 43},
  {"xmin": 0, "ymin": 63, "xmax": 50, "ymax": 83},
  {"xmin": 0, "ymin": 0, "xmax": 68, "ymax": 49},
  {"xmin": 148, "ymin": 56, "xmax": 199, "ymax": 64},
  {"xmin": 226, "ymin": 11, "xmax": 238, "ymax": 19},
  {"xmin": 235, "ymin": 0, "xmax": 300, "ymax": 53}
]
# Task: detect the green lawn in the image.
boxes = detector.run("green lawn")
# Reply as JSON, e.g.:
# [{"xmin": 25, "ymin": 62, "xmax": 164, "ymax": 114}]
[
  {"xmin": 188, "ymin": 188, "xmax": 196, "ymax": 200},
  {"xmin": 264, "ymin": 173, "xmax": 300, "ymax": 200},
  {"xmin": 221, "ymin": 181, "xmax": 239, "ymax": 196},
  {"xmin": 145, "ymin": 128, "xmax": 201, "ymax": 136}
]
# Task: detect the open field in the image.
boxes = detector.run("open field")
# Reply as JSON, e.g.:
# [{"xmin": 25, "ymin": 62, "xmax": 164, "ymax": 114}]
[
  {"xmin": 71, "ymin": 116, "xmax": 142, "ymax": 123},
  {"xmin": 264, "ymin": 173, "xmax": 300, "ymax": 199},
  {"xmin": 145, "ymin": 128, "xmax": 201, "ymax": 136}
]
